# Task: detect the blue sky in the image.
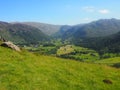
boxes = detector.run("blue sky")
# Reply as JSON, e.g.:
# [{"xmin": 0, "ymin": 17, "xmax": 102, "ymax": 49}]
[{"xmin": 0, "ymin": 0, "xmax": 120, "ymax": 25}]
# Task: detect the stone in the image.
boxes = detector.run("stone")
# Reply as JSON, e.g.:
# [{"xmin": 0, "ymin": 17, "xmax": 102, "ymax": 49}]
[
  {"xmin": 103, "ymin": 79, "xmax": 112, "ymax": 84},
  {"xmin": 1, "ymin": 41, "xmax": 21, "ymax": 52}
]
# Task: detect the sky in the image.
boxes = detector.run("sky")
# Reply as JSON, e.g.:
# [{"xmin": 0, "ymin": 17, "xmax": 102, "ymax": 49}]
[{"xmin": 0, "ymin": 0, "xmax": 120, "ymax": 25}]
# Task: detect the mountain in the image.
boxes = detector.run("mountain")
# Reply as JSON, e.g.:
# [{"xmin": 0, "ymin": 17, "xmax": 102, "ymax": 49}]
[
  {"xmin": 1, "ymin": 18, "xmax": 120, "ymax": 48},
  {"xmin": 51, "ymin": 18, "xmax": 120, "ymax": 55},
  {"xmin": 0, "ymin": 21, "xmax": 48, "ymax": 45},
  {"xmin": 78, "ymin": 31, "xmax": 120, "ymax": 54},
  {"xmin": 0, "ymin": 46, "xmax": 120, "ymax": 90},
  {"xmin": 62, "ymin": 18, "xmax": 120, "ymax": 40},
  {"xmin": 52, "ymin": 25, "xmax": 72, "ymax": 38},
  {"xmin": 22, "ymin": 22, "xmax": 62, "ymax": 35}
]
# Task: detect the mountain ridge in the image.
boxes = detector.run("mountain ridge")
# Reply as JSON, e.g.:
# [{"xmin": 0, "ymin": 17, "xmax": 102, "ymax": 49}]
[
  {"xmin": 61, "ymin": 18, "xmax": 120, "ymax": 40},
  {"xmin": 22, "ymin": 22, "xmax": 62, "ymax": 35},
  {"xmin": 0, "ymin": 22, "xmax": 48, "ymax": 45}
]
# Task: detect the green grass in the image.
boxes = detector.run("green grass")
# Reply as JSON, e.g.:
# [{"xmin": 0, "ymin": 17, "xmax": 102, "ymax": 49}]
[
  {"xmin": 57, "ymin": 45, "xmax": 74, "ymax": 55},
  {"xmin": 0, "ymin": 46, "xmax": 120, "ymax": 90},
  {"xmin": 25, "ymin": 45, "xmax": 57, "ymax": 55},
  {"xmin": 95, "ymin": 57, "xmax": 120, "ymax": 65},
  {"xmin": 57, "ymin": 45, "xmax": 99, "ymax": 61}
]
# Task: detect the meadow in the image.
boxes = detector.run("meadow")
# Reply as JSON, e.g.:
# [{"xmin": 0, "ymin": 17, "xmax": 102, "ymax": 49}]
[{"xmin": 0, "ymin": 46, "xmax": 120, "ymax": 90}]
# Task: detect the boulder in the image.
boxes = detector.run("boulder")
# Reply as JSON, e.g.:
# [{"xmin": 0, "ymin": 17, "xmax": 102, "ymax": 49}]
[
  {"xmin": 103, "ymin": 79, "xmax": 112, "ymax": 84},
  {"xmin": 1, "ymin": 41, "xmax": 21, "ymax": 52}
]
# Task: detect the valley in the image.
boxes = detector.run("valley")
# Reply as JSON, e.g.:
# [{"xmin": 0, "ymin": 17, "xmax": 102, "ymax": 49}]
[
  {"xmin": 1, "ymin": 0, "xmax": 120, "ymax": 90},
  {"xmin": 0, "ymin": 19, "xmax": 120, "ymax": 90}
]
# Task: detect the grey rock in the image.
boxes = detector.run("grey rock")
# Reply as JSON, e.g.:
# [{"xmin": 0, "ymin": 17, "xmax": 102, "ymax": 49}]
[{"xmin": 1, "ymin": 41, "xmax": 21, "ymax": 52}]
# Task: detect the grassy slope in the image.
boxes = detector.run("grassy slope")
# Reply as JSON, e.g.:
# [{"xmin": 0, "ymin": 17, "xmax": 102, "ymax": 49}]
[
  {"xmin": 96, "ymin": 57, "xmax": 120, "ymax": 65},
  {"xmin": 0, "ymin": 46, "xmax": 120, "ymax": 90}
]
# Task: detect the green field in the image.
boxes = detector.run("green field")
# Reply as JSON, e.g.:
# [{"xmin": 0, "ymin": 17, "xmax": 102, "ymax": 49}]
[
  {"xmin": 95, "ymin": 57, "xmax": 120, "ymax": 68},
  {"xmin": 57, "ymin": 45, "xmax": 99, "ymax": 61},
  {"xmin": 0, "ymin": 46, "xmax": 120, "ymax": 90},
  {"xmin": 26, "ymin": 44, "xmax": 100, "ymax": 62},
  {"xmin": 96, "ymin": 57, "xmax": 120, "ymax": 64}
]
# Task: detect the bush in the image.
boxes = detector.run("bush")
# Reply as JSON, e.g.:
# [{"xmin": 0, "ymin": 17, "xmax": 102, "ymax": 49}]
[{"xmin": 112, "ymin": 63, "xmax": 120, "ymax": 68}]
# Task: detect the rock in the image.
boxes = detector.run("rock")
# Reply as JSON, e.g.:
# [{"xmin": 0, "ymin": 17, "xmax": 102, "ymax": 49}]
[
  {"xmin": 103, "ymin": 79, "xmax": 112, "ymax": 84},
  {"xmin": 1, "ymin": 41, "xmax": 21, "ymax": 52}
]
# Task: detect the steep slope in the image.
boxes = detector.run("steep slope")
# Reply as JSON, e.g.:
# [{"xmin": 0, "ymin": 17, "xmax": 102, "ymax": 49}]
[
  {"xmin": 22, "ymin": 22, "xmax": 61, "ymax": 35},
  {"xmin": 78, "ymin": 31, "xmax": 120, "ymax": 54},
  {"xmin": 0, "ymin": 22, "xmax": 48, "ymax": 44},
  {"xmin": 63, "ymin": 18, "xmax": 120, "ymax": 40},
  {"xmin": 0, "ymin": 46, "xmax": 120, "ymax": 90},
  {"xmin": 53, "ymin": 25, "xmax": 72, "ymax": 38}
]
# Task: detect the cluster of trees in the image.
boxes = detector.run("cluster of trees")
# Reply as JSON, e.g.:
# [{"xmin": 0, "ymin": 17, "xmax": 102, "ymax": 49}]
[{"xmin": 73, "ymin": 32, "xmax": 120, "ymax": 58}]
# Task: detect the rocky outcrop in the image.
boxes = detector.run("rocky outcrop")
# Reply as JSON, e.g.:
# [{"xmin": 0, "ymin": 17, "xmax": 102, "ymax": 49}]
[{"xmin": 1, "ymin": 41, "xmax": 21, "ymax": 52}]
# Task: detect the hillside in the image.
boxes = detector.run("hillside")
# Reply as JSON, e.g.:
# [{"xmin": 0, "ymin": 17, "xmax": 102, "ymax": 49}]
[
  {"xmin": 0, "ymin": 22, "xmax": 48, "ymax": 45},
  {"xmin": 54, "ymin": 19, "xmax": 120, "ymax": 55},
  {"xmin": 22, "ymin": 22, "xmax": 62, "ymax": 35},
  {"xmin": 62, "ymin": 18, "xmax": 120, "ymax": 40},
  {"xmin": 96, "ymin": 57, "xmax": 120, "ymax": 65},
  {"xmin": 0, "ymin": 46, "xmax": 120, "ymax": 90},
  {"xmin": 76, "ymin": 31, "xmax": 120, "ymax": 55},
  {"xmin": 95, "ymin": 57, "xmax": 120, "ymax": 68},
  {"xmin": 53, "ymin": 25, "xmax": 72, "ymax": 38}
]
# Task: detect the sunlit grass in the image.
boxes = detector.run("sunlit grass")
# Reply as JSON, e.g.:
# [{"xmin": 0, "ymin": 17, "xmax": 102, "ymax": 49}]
[
  {"xmin": 95, "ymin": 57, "xmax": 120, "ymax": 65},
  {"xmin": 0, "ymin": 46, "xmax": 120, "ymax": 90}
]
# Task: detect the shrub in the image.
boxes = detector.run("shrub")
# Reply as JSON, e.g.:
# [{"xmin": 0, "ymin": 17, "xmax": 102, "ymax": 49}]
[{"xmin": 112, "ymin": 63, "xmax": 120, "ymax": 68}]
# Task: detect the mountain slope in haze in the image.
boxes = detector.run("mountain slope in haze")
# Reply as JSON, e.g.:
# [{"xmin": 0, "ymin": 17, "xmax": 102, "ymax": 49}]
[
  {"xmin": 0, "ymin": 21, "xmax": 48, "ymax": 44},
  {"xmin": 53, "ymin": 25, "xmax": 72, "ymax": 38},
  {"xmin": 0, "ymin": 46, "xmax": 120, "ymax": 90},
  {"xmin": 62, "ymin": 18, "xmax": 120, "ymax": 40},
  {"xmin": 22, "ymin": 22, "xmax": 62, "ymax": 35}
]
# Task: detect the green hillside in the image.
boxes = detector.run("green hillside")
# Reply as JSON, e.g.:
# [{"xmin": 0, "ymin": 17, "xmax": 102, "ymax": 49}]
[
  {"xmin": 50, "ymin": 19, "xmax": 120, "ymax": 56},
  {"xmin": 96, "ymin": 57, "xmax": 120, "ymax": 65},
  {"xmin": 0, "ymin": 22, "xmax": 48, "ymax": 45},
  {"xmin": 75, "ymin": 31, "xmax": 120, "ymax": 56},
  {"xmin": 62, "ymin": 19, "xmax": 120, "ymax": 40},
  {"xmin": 0, "ymin": 46, "xmax": 120, "ymax": 90}
]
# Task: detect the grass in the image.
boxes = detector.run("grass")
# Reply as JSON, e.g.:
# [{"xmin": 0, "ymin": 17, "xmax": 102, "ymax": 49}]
[
  {"xmin": 95, "ymin": 57, "xmax": 120, "ymax": 65},
  {"xmin": 57, "ymin": 45, "xmax": 99, "ymax": 61},
  {"xmin": 57, "ymin": 45, "xmax": 74, "ymax": 55},
  {"xmin": 25, "ymin": 44, "xmax": 100, "ymax": 61},
  {"xmin": 25, "ymin": 45, "xmax": 57, "ymax": 55},
  {"xmin": 0, "ymin": 46, "xmax": 120, "ymax": 90}
]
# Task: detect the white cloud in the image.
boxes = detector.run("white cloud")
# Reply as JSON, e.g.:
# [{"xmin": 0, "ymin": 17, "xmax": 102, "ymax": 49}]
[
  {"xmin": 82, "ymin": 6, "xmax": 110, "ymax": 15},
  {"xmin": 98, "ymin": 9, "xmax": 110, "ymax": 14},
  {"xmin": 82, "ymin": 6, "xmax": 95, "ymax": 12}
]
